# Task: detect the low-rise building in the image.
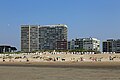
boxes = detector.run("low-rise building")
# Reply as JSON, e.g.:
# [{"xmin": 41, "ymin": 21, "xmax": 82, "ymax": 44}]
[
  {"xmin": 56, "ymin": 40, "xmax": 67, "ymax": 50},
  {"xmin": 0, "ymin": 45, "xmax": 17, "ymax": 53},
  {"xmin": 68, "ymin": 38, "xmax": 100, "ymax": 51},
  {"xmin": 103, "ymin": 39, "xmax": 120, "ymax": 53}
]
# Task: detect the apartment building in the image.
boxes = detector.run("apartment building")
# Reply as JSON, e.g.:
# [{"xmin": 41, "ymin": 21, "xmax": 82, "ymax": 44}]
[
  {"xmin": 103, "ymin": 39, "xmax": 120, "ymax": 53},
  {"xmin": 68, "ymin": 38, "xmax": 100, "ymax": 51},
  {"xmin": 21, "ymin": 24, "xmax": 68, "ymax": 52},
  {"xmin": 21, "ymin": 25, "xmax": 39, "ymax": 52}
]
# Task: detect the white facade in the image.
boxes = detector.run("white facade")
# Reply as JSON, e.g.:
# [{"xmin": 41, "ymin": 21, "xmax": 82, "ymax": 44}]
[
  {"xmin": 83, "ymin": 38, "xmax": 100, "ymax": 51},
  {"xmin": 68, "ymin": 38, "xmax": 100, "ymax": 51}
]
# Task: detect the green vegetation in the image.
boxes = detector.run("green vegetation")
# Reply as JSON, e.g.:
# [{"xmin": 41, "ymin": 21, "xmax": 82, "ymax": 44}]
[{"xmin": 0, "ymin": 51, "xmax": 22, "ymax": 54}]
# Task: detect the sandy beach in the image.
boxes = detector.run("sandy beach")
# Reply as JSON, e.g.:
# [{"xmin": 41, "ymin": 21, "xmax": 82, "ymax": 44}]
[
  {"xmin": 0, "ymin": 61, "xmax": 120, "ymax": 80},
  {"xmin": 1, "ymin": 53, "xmax": 120, "ymax": 62},
  {"xmin": 0, "ymin": 61, "xmax": 120, "ymax": 69},
  {"xmin": 0, "ymin": 53, "xmax": 120, "ymax": 80}
]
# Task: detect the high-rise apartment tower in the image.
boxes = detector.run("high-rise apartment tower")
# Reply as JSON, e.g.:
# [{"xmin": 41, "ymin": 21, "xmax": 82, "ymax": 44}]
[{"xmin": 21, "ymin": 24, "xmax": 68, "ymax": 52}]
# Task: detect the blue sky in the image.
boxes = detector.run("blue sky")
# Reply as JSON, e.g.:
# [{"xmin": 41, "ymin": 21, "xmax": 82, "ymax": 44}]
[{"xmin": 0, "ymin": 0, "xmax": 120, "ymax": 50}]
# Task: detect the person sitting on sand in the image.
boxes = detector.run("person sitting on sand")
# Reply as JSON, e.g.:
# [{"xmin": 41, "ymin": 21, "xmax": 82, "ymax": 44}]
[
  {"xmin": 3, "ymin": 59, "xmax": 5, "ymax": 62},
  {"xmin": 26, "ymin": 59, "xmax": 29, "ymax": 62}
]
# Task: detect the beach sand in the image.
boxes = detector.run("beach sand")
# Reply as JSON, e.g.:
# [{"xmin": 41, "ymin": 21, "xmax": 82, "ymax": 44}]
[{"xmin": 0, "ymin": 62, "xmax": 120, "ymax": 80}]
